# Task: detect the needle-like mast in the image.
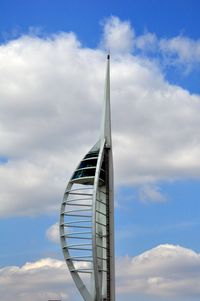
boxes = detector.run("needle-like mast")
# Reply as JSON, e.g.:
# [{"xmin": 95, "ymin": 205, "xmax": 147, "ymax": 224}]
[{"xmin": 101, "ymin": 54, "xmax": 112, "ymax": 148}]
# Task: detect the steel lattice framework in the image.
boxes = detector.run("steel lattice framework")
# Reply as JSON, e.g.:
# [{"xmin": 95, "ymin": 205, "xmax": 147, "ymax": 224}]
[{"xmin": 60, "ymin": 55, "xmax": 115, "ymax": 301}]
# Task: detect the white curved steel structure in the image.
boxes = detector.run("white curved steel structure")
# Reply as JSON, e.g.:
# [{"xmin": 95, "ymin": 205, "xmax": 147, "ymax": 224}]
[{"xmin": 60, "ymin": 55, "xmax": 115, "ymax": 301}]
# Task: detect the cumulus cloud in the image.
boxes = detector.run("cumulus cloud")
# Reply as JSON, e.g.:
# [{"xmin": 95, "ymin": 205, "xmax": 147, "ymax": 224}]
[
  {"xmin": 1, "ymin": 16, "xmax": 200, "ymax": 216},
  {"xmin": 1, "ymin": 245, "xmax": 200, "ymax": 301},
  {"xmin": 46, "ymin": 222, "xmax": 60, "ymax": 243},
  {"xmin": 100, "ymin": 16, "xmax": 134, "ymax": 54},
  {"xmin": 0, "ymin": 258, "xmax": 72, "ymax": 301},
  {"xmin": 117, "ymin": 244, "xmax": 200, "ymax": 299},
  {"xmin": 0, "ymin": 32, "xmax": 103, "ymax": 216}
]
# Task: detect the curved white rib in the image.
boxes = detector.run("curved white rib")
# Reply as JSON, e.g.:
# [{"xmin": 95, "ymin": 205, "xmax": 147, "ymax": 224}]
[
  {"xmin": 60, "ymin": 181, "xmax": 93, "ymax": 301},
  {"xmin": 92, "ymin": 139, "xmax": 106, "ymax": 301},
  {"xmin": 59, "ymin": 55, "xmax": 115, "ymax": 301}
]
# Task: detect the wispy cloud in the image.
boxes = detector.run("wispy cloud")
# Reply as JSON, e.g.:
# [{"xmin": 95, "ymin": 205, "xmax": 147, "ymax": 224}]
[
  {"xmin": 138, "ymin": 184, "xmax": 166, "ymax": 203},
  {"xmin": 159, "ymin": 36, "xmax": 200, "ymax": 68},
  {"xmin": 134, "ymin": 29, "xmax": 200, "ymax": 70},
  {"xmin": 100, "ymin": 16, "xmax": 200, "ymax": 70}
]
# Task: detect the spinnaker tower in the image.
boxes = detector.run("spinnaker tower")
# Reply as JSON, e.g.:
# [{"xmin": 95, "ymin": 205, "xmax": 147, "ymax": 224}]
[{"xmin": 60, "ymin": 55, "xmax": 115, "ymax": 301}]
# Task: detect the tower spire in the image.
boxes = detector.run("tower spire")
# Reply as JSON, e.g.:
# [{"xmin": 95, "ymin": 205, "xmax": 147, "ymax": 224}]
[
  {"xmin": 101, "ymin": 54, "xmax": 112, "ymax": 147},
  {"xmin": 60, "ymin": 54, "xmax": 115, "ymax": 301}
]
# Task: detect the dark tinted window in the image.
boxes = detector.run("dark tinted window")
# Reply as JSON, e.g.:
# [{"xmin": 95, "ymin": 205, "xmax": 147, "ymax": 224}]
[
  {"xmin": 84, "ymin": 151, "xmax": 99, "ymax": 159},
  {"xmin": 100, "ymin": 169, "xmax": 105, "ymax": 181},
  {"xmin": 72, "ymin": 168, "xmax": 96, "ymax": 180},
  {"xmin": 78, "ymin": 159, "xmax": 97, "ymax": 169}
]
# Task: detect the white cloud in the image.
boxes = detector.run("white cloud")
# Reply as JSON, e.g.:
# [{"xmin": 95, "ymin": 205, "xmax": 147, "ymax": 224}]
[
  {"xmin": 138, "ymin": 184, "xmax": 166, "ymax": 203},
  {"xmin": 160, "ymin": 36, "xmax": 200, "ymax": 66},
  {"xmin": 134, "ymin": 30, "xmax": 200, "ymax": 69},
  {"xmin": 0, "ymin": 33, "xmax": 102, "ymax": 216},
  {"xmin": 135, "ymin": 32, "xmax": 158, "ymax": 52},
  {"xmin": 46, "ymin": 222, "xmax": 60, "ymax": 243},
  {"xmin": 0, "ymin": 17, "xmax": 200, "ymax": 216},
  {"xmin": 1, "ymin": 245, "xmax": 200, "ymax": 301},
  {"xmin": 117, "ymin": 244, "xmax": 200, "ymax": 299},
  {"xmin": 0, "ymin": 258, "xmax": 73, "ymax": 301},
  {"xmin": 100, "ymin": 16, "xmax": 134, "ymax": 54}
]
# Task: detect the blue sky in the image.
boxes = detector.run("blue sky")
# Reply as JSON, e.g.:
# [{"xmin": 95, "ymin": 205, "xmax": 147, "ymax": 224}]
[
  {"xmin": 116, "ymin": 181, "xmax": 200, "ymax": 255},
  {"xmin": 1, "ymin": 0, "xmax": 200, "ymax": 40},
  {"xmin": 0, "ymin": 1, "xmax": 200, "ymax": 301},
  {"xmin": 1, "ymin": 0, "xmax": 200, "ymax": 94}
]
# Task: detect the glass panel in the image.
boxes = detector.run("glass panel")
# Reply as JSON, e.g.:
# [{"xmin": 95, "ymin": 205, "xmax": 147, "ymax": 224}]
[
  {"xmin": 78, "ymin": 159, "xmax": 97, "ymax": 169},
  {"xmin": 72, "ymin": 168, "xmax": 96, "ymax": 180},
  {"xmin": 84, "ymin": 151, "xmax": 99, "ymax": 159},
  {"xmin": 100, "ymin": 169, "xmax": 105, "ymax": 181}
]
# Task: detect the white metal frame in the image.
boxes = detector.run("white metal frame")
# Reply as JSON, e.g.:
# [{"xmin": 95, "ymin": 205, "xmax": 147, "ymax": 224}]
[{"xmin": 60, "ymin": 55, "xmax": 115, "ymax": 301}]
